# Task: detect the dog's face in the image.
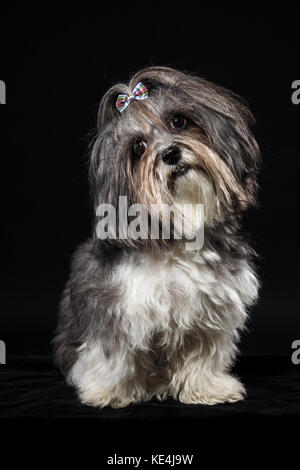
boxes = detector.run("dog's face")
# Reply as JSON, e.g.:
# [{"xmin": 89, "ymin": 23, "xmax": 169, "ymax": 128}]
[{"xmin": 90, "ymin": 67, "xmax": 260, "ymax": 245}]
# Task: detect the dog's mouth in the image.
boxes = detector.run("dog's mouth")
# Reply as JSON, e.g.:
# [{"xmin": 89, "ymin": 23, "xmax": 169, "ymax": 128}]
[
  {"xmin": 166, "ymin": 164, "xmax": 190, "ymax": 194},
  {"xmin": 171, "ymin": 163, "xmax": 190, "ymax": 179}
]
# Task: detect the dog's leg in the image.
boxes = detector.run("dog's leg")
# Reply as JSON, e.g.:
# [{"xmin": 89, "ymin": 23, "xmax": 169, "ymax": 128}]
[
  {"xmin": 68, "ymin": 341, "xmax": 152, "ymax": 408},
  {"xmin": 168, "ymin": 331, "xmax": 245, "ymax": 405}
]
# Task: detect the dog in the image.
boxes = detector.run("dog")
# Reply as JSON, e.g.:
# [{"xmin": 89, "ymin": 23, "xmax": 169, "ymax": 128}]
[{"xmin": 53, "ymin": 66, "xmax": 260, "ymax": 408}]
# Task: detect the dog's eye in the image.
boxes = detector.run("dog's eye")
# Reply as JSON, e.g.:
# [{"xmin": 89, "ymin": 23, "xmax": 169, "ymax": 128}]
[
  {"xmin": 170, "ymin": 114, "xmax": 187, "ymax": 130},
  {"xmin": 133, "ymin": 139, "xmax": 146, "ymax": 158}
]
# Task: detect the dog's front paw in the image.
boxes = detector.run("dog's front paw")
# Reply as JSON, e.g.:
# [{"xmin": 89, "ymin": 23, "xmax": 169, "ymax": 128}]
[
  {"xmin": 178, "ymin": 376, "xmax": 246, "ymax": 405},
  {"xmin": 78, "ymin": 387, "xmax": 147, "ymax": 409},
  {"xmin": 79, "ymin": 392, "xmax": 135, "ymax": 408}
]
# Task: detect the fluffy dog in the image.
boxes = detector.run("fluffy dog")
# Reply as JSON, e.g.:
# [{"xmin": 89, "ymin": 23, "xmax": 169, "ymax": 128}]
[{"xmin": 54, "ymin": 66, "xmax": 260, "ymax": 407}]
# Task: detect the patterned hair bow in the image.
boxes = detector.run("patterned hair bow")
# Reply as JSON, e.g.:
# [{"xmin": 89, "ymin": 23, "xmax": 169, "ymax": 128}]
[{"xmin": 116, "ymin": 82, "xmax": 149, "ymax": 113}]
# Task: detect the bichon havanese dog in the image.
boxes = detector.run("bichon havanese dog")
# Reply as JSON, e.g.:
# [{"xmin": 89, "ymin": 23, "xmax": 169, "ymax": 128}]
[{"xmin": 54, "ymin": 66, "xmax": 260, "ymax": 408}]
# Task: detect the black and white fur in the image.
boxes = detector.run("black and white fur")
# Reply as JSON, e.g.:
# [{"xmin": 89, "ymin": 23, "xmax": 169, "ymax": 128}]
[{"xmin": 54, "ymin": 67, "xmax": 260, "ymax": 407}]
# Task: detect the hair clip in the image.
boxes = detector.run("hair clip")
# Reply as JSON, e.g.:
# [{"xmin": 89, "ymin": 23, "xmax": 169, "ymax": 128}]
[{"xmin": 116, "ymin": 82, "xmax": 149, "ymax": 113}]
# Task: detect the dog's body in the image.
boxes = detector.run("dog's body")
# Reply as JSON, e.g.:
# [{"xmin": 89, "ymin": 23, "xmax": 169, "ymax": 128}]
[{"xmin": 54, "ymin": 67, "xmax": 260, "ymax": 407}]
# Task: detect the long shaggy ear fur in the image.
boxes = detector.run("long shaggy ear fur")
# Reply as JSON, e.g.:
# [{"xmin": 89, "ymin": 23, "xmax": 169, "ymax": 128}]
[{"xmin": 97, "ymin": 84, "xmax": 127, "ymax": 129}]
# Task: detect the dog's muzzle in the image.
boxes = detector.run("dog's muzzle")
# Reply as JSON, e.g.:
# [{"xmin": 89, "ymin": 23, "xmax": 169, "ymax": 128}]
[{"xmin": 161, "ymin": 145, "xmax": 189, "ymax": 178}]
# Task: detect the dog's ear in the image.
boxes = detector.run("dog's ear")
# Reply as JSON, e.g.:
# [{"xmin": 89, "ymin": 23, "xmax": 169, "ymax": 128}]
[
  {"xmin": 191, "ymin": 87, "xmax": 261, "ymax": 210},
  {"xmin": 97, "ymin": 84, "xmax": 129, "ymax": 129}
]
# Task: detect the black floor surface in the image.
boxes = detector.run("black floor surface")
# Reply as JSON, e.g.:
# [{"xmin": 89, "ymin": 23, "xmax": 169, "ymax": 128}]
[
  {"xmin": 0, "ymin": 355, "xmax": 299, "ymax": 421},
  {"xmin": 1, "ymin": 356, "xmax": 299, "ymax": 466}
]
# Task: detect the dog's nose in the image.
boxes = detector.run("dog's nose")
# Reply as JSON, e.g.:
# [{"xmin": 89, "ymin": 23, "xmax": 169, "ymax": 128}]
[{"xmin": 162, "ymin": 145, "xmax": 181, "ymax": 165}]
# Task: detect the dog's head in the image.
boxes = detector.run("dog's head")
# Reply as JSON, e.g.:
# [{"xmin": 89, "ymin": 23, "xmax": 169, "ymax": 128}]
[{"xmin": 90, "ymin": 67, "xmax": 260, "ymax": 246}]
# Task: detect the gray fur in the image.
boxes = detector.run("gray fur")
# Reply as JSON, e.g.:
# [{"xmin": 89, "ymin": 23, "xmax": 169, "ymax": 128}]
[{"xmin": 53, "ymin": 67, "xmax": 260, "ymax": 407}]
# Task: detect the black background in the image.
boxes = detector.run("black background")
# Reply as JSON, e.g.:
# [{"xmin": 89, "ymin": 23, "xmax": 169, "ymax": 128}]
[
  {"xmin": 0, "ymin": 7, "xmax": 299, "ymax": 358},
  {"xmin": 0, "ymin": 5, "xmax": 300, "ymax": 462}
]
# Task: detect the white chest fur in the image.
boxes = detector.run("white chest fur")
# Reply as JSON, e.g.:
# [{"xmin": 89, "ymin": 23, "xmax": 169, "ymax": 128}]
[{"xmin": 113, "ymin": 246, "xmax": 258, "ymax": 350}]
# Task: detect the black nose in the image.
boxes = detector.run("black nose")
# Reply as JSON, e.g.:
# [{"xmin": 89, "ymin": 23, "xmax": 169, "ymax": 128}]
[{"xmin": 162, "ymin": 145, "xmax": 181, "ymax": 165}]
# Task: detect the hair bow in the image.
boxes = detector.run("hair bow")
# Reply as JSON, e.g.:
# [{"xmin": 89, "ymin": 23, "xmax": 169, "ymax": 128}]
[{"xmin": 116, "ymin": 82, "xmax": 149, "ymax": 113}]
